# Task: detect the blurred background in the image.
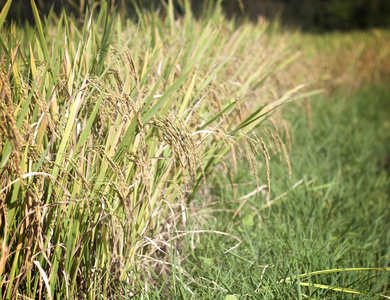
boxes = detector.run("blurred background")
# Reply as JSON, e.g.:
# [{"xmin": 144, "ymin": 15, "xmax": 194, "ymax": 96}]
[{"xmin": 1, "ymin": 0, "xmax": 390, "ymax": 32}]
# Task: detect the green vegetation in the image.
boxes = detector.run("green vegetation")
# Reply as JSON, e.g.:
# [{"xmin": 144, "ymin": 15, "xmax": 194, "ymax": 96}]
[
  {"xmin": 0, "ymin": 0, "xmax": 306, "ymax": 298},
  {"xmin": 0, "ymin": 0, "xmax": 389, "ymax": 299},
  {"xmin": 225, "ymin": 0, "xmax": 390, "ymax": 32},
  {"xmin": 155, "ymin": 84, "xmax": 390, "ymax": 299},
  {"xmin": 296, "ymin": 29, "xmax": 390, "ymax": 94},
  {"xmin": 3, "ymin": 0, "xmax": 390, "ymax": 32}
]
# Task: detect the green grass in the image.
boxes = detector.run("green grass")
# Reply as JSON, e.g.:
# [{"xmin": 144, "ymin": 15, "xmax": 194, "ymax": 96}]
[
  {"xmin": 0, "ymin": 0, "xmax": 307, "ymax": 298},
  {"xmin": 295, "ymin": 29, "xmax": 390, "ymax": 93},
  {"xmin": 150, "ymin": 84, "xmax": 390, "ymax": 299},
  {"xmin": 1, "ymin": 0, "xmax": 389, "ymax": 299}
]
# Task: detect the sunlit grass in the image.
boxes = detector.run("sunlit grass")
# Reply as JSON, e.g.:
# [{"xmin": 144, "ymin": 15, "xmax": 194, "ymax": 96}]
[
  {"xmin": 2, "ymin": 0, "xmax": 389, "ymax": 298},
  {"xmin": 170, "ymin": 84, "xmax": 390, "ymax": 299},
  {"xmin": 0, "ymin": 0, "xmax": 307, "ymax": 298},
  {"xmin": 296, "ymin": 29, "xmax": 390, "ymax": 93}
]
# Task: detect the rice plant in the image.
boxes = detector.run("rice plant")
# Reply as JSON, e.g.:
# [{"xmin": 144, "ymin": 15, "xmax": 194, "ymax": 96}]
[
  {"xmin": 171, "ymin": 84, "xmax": 390, "ymax": 299},
  {"xmin": 0, "ymin": 0, "xmax": 307, "ymax": 298}
]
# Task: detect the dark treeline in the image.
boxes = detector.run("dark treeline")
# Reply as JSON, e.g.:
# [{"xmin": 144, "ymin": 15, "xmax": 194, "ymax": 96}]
[
  {"xmin": 231, "ymin": 0, "xmax": 390, "ymax": 32},
  {"xmin": 1, "ymin": 0, "xmax": 390, "ymax": 32}
]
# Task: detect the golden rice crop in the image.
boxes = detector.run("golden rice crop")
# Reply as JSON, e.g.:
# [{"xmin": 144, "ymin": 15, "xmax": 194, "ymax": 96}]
[{"xmin": 0, "ymin": 0, "xmax": 309, "ymax": 298}]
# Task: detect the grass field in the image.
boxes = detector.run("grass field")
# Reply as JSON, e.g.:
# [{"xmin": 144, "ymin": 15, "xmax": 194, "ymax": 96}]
[
  {"xmin": 151, "ymin": 84, "xmax": 390, "ymax": 299},
  {"xmin": 0, "ymin": 0, "xmax": 389, "ymax": 299}
]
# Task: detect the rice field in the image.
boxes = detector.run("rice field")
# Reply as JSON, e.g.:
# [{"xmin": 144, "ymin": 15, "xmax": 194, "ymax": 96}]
[{"xmin": 0, "ymin": 0, "xmax": 389, "ymax": 299}]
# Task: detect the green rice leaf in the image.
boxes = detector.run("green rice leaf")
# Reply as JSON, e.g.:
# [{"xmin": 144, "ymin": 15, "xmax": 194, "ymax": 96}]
[
  {"xmin": 30, "ymin": 0, "xmax": 50, "ymax": 64},
  {"xmin": 142, "ymin": 70, "xmax": 191, "ymax": 124},
  {"xmin": 0, "ymin": 0, "xmax": 12, "ymax": 31}
]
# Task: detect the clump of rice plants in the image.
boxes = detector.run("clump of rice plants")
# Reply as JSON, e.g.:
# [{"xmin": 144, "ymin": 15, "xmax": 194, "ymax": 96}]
[
  {"xmin": 170, "ymin": 84, "xmax": 390, "ymax": 299},
  {"xmin": 0, "ymin": 0, "xmax": 306, "ymax": 298}
]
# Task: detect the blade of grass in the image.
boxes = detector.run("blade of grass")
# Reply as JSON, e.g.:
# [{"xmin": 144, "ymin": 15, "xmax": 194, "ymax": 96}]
[{"xmin": 0, "ymin": 0, "xmax": 12, "ymax": 31}]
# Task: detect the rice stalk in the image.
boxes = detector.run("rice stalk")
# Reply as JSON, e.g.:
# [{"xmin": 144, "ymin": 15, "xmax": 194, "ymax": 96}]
[{"xmin": 0, "ymin": 0, "xmax": 305, "ymax": 298}]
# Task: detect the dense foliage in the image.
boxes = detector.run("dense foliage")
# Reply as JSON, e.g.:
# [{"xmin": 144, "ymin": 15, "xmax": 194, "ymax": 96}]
[
  {"xmin": 1, "ymin": 0, "xmax": 389, "ymax": 299},
  {"xmin": 226, "ymin": 0, "xmax": 390, "ymax": 31},
  {"xmin": 0, "ymin": 0, "xmax": 303, "ymax": 298},
  {"xmin": 1, "ymin": 0, "xmax": 390, "ymax": 31}
]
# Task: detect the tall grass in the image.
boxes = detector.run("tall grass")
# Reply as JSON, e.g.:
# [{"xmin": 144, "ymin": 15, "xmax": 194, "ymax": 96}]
[
  {"xmin": 170, "ymin": 84, "xmax": 390, "ymax": 299},
  {"xmin": 0, "ymin": 0, "xmax": 308, "ymax": 298},
  {"xmin": 296, "ymin": 29, "xmax": 390, "ymax": 94}
]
